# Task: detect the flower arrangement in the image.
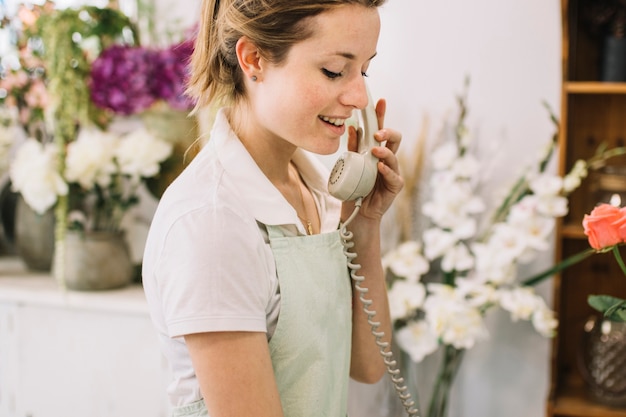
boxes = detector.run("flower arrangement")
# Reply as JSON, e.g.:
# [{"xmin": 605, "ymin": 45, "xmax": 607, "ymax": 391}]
[
  {"xmin": 2, "ymin": 2, "xmax": 195, "ymax": 230},
  {"xmin": 9, "ymin": 125, "xmax": 172, "ymax": 232},
  {"xmin": 383, "ymin": 81, "xmax": 626, "ymax": 417}
]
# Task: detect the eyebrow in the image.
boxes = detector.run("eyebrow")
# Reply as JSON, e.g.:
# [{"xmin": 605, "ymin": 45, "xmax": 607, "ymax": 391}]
[{"xmin": 334, "ymin": 51, "xmax": 378, "ymax": 61}]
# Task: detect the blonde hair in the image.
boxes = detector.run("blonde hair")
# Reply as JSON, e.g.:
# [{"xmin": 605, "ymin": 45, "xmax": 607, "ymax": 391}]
[{"xmin": 187, "ymin": 0, "xmax": 386, "ymax": 110}]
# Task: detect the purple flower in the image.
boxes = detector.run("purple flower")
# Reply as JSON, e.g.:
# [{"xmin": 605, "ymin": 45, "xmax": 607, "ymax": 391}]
[
  {"xmin": 89, "ymin": 45, "xmax": 156, "ymax": 115},
  {"xmin": 150, "ymin": 39, "xmax": 196, "ymax": 110}
]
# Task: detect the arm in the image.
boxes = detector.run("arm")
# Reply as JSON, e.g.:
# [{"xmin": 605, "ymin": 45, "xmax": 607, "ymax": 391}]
[
  {"xmin": 185, "ymin": 331, "xmax": 285, "ymax": 417},
  {"xmin": 343, "ymin": 98, "xmax": 404, "ymax": 383}
]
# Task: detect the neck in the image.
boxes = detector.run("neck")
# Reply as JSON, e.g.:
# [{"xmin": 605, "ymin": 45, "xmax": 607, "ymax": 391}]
[{"xmin": 227, "ymin": 106, "xmax": 296, "ymax": 184}]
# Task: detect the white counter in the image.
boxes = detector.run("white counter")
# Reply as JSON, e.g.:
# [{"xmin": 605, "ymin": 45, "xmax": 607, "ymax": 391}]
[{"xmin": 0, "ymin": 256, "xmax": 171, "ymax": 417}]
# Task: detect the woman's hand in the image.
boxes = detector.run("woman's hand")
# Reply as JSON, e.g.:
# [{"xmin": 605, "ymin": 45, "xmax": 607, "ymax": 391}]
[{"xmin": 341, "ymin": 98, "xmax": 404, "ymax": 223}]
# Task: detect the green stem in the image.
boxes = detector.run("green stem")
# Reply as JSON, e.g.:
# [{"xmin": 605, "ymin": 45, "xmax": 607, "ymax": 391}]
[
  {"xmin": 612, "ymin": 246, "xmax": 626, "ymax": 276},
  {"xmin": 521, "ymin": 247, "xmax": 597, "ymax": 287},
  {"xmin": 428, "ymin": 346, "xmax": 464, "ymax": 417}
]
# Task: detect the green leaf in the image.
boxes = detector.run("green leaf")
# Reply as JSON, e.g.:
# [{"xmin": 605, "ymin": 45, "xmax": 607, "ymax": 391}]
[{"xmin": 588, "ymin": 294, "xmax": 626, "ymax": 322}]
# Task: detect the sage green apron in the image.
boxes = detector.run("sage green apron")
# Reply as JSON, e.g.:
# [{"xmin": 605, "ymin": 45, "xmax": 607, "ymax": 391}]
[{"xmin": 172, "ymin": 226, "xmax": 353, "ymax": 417}]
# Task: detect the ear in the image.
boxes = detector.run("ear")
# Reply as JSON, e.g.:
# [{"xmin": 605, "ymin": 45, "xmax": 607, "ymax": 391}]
[{"xmin": 235, "ymin": 36, "xmax": 262, "ymax": 80}]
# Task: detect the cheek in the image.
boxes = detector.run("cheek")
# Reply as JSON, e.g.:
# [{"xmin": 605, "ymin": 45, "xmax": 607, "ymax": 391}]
[{"xmin": 263, "ymin": 83, "xmax": 325, "ymax": 129}]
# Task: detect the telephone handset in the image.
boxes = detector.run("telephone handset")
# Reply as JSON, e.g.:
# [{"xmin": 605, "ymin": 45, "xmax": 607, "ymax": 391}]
[
  {"xmin": 328, "ymin": 84, "xmax": 379, "ymax": 201},
  {"xmin": 334, "ymin": 85, "xmax": 419, "ymax": 417}
]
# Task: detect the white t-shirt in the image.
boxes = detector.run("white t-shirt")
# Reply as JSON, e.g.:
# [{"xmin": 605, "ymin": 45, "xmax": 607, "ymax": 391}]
[{"xmin": 142, "ymin": 108, "xmax": 342, "ymax": 406}]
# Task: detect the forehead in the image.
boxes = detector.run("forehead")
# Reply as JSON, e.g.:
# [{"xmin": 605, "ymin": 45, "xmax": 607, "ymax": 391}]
[{"xmin": 293, "ymin": 5, "xmax": 381, "ymax": 62}]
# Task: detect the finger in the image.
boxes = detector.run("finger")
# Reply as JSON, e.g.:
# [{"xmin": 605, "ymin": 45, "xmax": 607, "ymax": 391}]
[
  {"xmin": 375, "ymin": 128, "xmax": 402, "ymax": 154},
  {"xmin": 378, "ymin": 159, "xmax": 405, "ymax": 195},
  {"xmin": 347, "ymin": 125, "xmax": 360, "ymax": 152},
  {"xmin": 373, "ymin": 146, "xmax": 400, "ymax": 175},
  {"xmin": 375, "ymin": 98, "xmax": 387, "ymax": 129}
]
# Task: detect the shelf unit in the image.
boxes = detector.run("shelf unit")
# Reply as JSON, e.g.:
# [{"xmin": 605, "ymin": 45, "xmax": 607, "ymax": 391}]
[{"xmin": 548, "ymin": 1, "xmax": 626, "ymax": 416}]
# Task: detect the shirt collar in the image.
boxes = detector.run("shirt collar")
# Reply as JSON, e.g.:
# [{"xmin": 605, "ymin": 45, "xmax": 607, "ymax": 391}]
[{"xmin": 211, "ymin": 108, "xmax": 341, "ymax": 231}]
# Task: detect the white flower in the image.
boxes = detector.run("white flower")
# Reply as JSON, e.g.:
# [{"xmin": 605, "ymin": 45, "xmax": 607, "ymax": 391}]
[
  {"xmin": 388, "ymin": 281, "xmax": 426, "ymax": 321},
  {"xmin": 10, "ymin": 139, "xmax": 68, "ymax": 214},
  {"xmin": 423, "ymin": 285, "xmax": 488, "ymax": 349},
  {"xmin": 439, "ymin": 307, "xmax": 488, "ymax": 350},
  {"xmin": 431, "ymin": 142, "xmax": 459, "ymax": 171},
  {"xmin": 506, "ymin": 198, "xmax": 554, "ymax": 254},
  {"xmin": 395, "ymin": 320, "xmax": 439, "ymax": 363},
  {"xmin": 532, "ymin": 307, "xmax": 558, "ymax": 337},
  {"xmin": 441, "ymin": 242, "xmax": 474, "ymax": 273},
  {"xmin": 384, "ymin": 94, "xmax": 571, "ymax": 368},
  {"xmin": 423, "ymin": 228, "xmax": 457, "ymax": 260},
  {"xmin": 498, "ymin": 287, "xmax": 543, "ymax": 321},
  {"xmin": 451, "ymin": 154, "xmax": 480, "ymax": 179},
  {"xmin": 487, "ymin": 223, "xmax": 528, "ymax": 262},
  {"xmin": 529, "ymin": 173, "xmax": 563, "ymax": 197},
  {"xmin": 115, "ymin": 127, "xmax": 173, "ymax": 182},
  {"xmin": 383, "ymin": 241, "xmax": 429, "ymax": 282},
  {"xmin": 562, "ymin": 174, "xmax": 581, "ymax": 193},
  {"xmin": 536, "ymin": 194, "xmax": 568, "ymax": 217},
  {"xmin": 455, "ymin": 277, "xmax": 500, "ymax": 308},
  {"xmin": 562, "ymin": 159, "xmax": 587, "ymax": 193},
  {"xmin": 65, "ymin": 127, "xmax": 118, "ymax": 189},
  {"xmin": 423, "ymin": 177, "xmax": 485, "ymax": 233},
  {"xmin": 79, "ymin": 35, "xmax": 102, "ymax": 63},
  {"xmin": 472, "ymin": 242, "xmax": 517, "ymax": 285}
]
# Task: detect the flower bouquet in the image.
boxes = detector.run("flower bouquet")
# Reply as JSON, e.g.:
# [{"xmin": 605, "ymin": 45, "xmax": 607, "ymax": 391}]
[
  {"xmin": 1, "ymin": 2, "xmax": 197, "ymax": 281},
  {"xmin": 383, "ymin": 80, "xmax": 626, "ymax": 417},
  {"xmin": 9, "ymin": 124, "xmax": 172, "ymax": 289}
]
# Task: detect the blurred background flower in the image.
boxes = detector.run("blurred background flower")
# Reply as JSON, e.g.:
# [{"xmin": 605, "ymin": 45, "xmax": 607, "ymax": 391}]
[{"xmin": 10, "ymin": 124, "xmax": 172, "ymax": 232}]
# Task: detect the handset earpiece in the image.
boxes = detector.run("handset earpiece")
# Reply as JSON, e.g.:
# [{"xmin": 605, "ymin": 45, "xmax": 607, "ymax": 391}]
[{"xmin": 328, "ymin": 84, "xmax": 379, "ymax": 201}]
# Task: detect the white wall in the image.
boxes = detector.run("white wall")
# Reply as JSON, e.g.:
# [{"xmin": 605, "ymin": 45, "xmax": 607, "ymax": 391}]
[{"xmin": 156, "ymin": 1, "xmax": 562, "ymax": 417}]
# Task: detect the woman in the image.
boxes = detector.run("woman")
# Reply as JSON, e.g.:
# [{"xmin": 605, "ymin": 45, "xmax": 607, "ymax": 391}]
[{"xmin": 142, "ymin": 0, "xmax": 405, "ymax": 416}]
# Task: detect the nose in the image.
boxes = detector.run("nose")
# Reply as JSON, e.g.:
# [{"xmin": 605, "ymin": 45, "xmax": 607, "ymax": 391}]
[{"xmin": 340, "ymin": 76, "xmax": 370, "ymax": 110}]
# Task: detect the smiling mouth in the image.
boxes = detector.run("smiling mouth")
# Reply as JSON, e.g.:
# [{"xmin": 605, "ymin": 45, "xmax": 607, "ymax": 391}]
[{"xmin": 319, "ymin": 116, "xmax": 346, "ymax": 127}]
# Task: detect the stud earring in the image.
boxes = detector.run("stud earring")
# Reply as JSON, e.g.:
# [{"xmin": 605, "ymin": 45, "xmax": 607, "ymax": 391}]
[{"xmin": 251, "ymin": 75, "xmax": 258, "ymax": 82}]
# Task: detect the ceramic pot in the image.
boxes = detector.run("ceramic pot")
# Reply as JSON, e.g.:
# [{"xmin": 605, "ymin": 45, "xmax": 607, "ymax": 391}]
[
  {"xmin": 14, "ymin": 194, "xmax": 55, "ymax": 271},
  {"xmin": 62, "ymin": 230, "xmax": 133, "ymax": 291}
]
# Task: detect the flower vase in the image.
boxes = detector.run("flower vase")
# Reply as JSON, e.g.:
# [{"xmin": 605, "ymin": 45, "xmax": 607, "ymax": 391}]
[
  {"xmin": 427, "ymin": 346, "xmax": 464, "ymax": 417},
  {"xmin": 602, "ymin": 35, "xmax": 626, "ymax": 82},
  {"xmin": 579, "ymin": 316, "xmax": 626, "ymax": 406},
  {"xmin": 61, "ymin": 230, "xmax": 133, "ymax": 291},
  {"xmin": 14, "ymin": 194, "xmax": 55, "ymax": 271}
]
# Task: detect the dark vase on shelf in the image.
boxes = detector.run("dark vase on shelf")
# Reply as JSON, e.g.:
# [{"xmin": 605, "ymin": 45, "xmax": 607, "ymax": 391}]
[
  {"xmin": 602, "ymin": 35, "xmax": 626, "ymax": 82},
  {"xmin": 579, "ymin": 316, "xmax": 626, "ymax": 407},
  {"xmin": 14, "ymin": 195, "xmax": 55, "ymax": 271}
]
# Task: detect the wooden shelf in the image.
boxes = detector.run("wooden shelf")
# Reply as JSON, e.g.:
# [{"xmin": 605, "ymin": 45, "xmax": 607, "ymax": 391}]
[
  {"xmin": 550, "ymin": 1, "xmax": 626, "ymax": 416},
  {"xmin": 565, "ymin": 82, "xmax": 626, "ymax": 95},
  {"xmin": 553, "ymin": 382, "xmax": 626, "ymax": 417},
  {"xmin": 559, "ymin": 224, "xmax": 586, "ymax": 239}
]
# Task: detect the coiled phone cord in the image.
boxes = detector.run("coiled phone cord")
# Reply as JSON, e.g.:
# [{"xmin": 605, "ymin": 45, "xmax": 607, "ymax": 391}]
[{"xmin": 339, "ymin": 197, "xmax": 420, "ymax": 417}]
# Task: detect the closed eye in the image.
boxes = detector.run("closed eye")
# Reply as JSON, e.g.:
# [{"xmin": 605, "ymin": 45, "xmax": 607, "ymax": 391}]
[{"xmin": 322, "ymin": 68, "xmax": 342, "ymax": 79}]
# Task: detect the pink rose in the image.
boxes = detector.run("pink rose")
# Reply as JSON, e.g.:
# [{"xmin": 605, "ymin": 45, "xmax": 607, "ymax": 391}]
[
  {"xmin": 617, "ymin": 207, "xmax": 626, "ymax": 241},
  {"xmin": 583, "ymin": 203, "xmax": 626, "ymax": 250}
]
